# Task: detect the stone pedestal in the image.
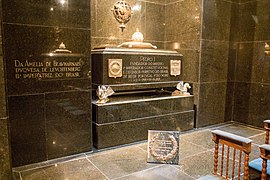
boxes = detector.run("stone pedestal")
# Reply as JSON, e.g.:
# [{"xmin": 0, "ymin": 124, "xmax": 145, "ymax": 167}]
[
  {"xmin": 93, "ymin": 95, "xmax": 194, "ymax": 149},
  {"xmin": 92, "ymin": 47, "xmax": 194, "ymax": 149}
]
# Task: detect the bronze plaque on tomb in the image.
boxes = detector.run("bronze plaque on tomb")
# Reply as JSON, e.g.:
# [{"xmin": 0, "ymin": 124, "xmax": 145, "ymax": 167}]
[
  {"xmin": 147, "ymin": 130, "xmax": 179, "ymax": 165},
  {"xmin": 170, "ymin": 60, "xmax": 181, "ymax": 76},
  {"xmin": 108, "ymin": 59, "xmax": 123, "ymax": 78},
  {"xmin": 91, "ymin": 47, "xmax": 183, "ymax": 85}
]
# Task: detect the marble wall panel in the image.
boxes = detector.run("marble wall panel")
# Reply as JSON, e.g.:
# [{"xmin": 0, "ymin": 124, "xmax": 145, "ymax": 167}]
[
  {"xmin": 225, "ymin": 82, "xmax": 235, "ymax": 122},
  {"xmin": 248, "ymin": 83, "xmax": 270, "ymax": 127},
  {"xmin": 11, "ymin": 142, "xmax": 47, "ymax": 168},
  {"xmin": 3, "ymin": 24, "xmax": 91, "ymax": 95},
  {"xmin": 0, "ymin": 0, "xmax": 11, "ymax": 177},
  {"xmin": 3, "ymin": 0, "xmax": 90, "ymax": 28},
  {"xmin": 145, "ymin": 2, "xmax": 165, "ymax": 41},
  {"xmin": 232, "ymin": 0, "xmax": 270, "ymax": 128},
  {"xmin": 91, "ymin": 0, "xmax": 166, "ymax": 48},
  {"xmin": 165, "ymin": 0, "xmax": 201, "ymax": 42},
  {"xmin": 227, "ymin": 42, "xmax": 237, "ymax": 82},
  {"xmin": 176, "ymin": 49, "xmax": 199, "ymax": 83},
  {"xmin": 92, "ymin": 0, "xmax": 146, "ymax": 43},
  {"xmin": 253, "ymin": 0, "xmax": 270, "ymax": 41},
  {"xmin": 199, "ymin": 40, "xmax": 229, "ymax": 83},
  {"xmin": 197, "ymin": 82, "xmax": 227, "ymax": 127},
  {"xmin": 238, "ymin": 1, "xmax": 256, "ymax": 41},
  {"xmin": 229, "ymin": 3, "xmax": 239, "ymax": 42},
  {"xmin": 0, "ymin": 57, "xmax": 6, "ymax": 117},
  {"xmin": 45, "ymin": 91, "xmax": 92, "ymax": 159},
  {"xmin": 192, "ymin": 82, "xmax": 199, "ymax": 106},
  {"xmin": 234, "ymin": 42, "xmax": 253, "ymax": 83},
  {"xmin": 251, "ymin": 42, "xmax": 270, "ymax": 84},
  {"xmin": 0, "ymin": 118, "xmax": 11, "ymax": 180},
  {"xmin": 202, "ymin": 0, "xmax": 232, "ymax": 41},
  {"xmin": 8, "ymin": 95, "xmax": 46, "ymax": 166},
  {"xmin": 232, "ymin": 82, "xmax": 251, "ymax": 123}
]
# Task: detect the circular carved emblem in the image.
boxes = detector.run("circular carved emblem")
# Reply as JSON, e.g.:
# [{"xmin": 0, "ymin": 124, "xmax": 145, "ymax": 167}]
[
  {"xmin": 112, "ymin": 0, "xmax": 132, "ymax": 25},
  {"xmin": 149, "ymin": 133, "xmax": 178, "ymax": 161},
  {"xmin": 109, "ymin": 61, "xmax": 122, "ymax": 76}
]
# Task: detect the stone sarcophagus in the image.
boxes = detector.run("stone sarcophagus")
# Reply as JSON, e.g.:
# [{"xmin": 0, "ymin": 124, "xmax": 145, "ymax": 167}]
[
  {"xmin": 92, "ymin": 47, "xmax": 183, "ymax": 91},
  {"xmin": 91, "ymin": 47, "xmax": 194, "ymax": 149}
]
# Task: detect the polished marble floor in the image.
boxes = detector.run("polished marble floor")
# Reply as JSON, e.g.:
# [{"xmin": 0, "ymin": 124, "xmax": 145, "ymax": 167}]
[{"xmin": 13, "ymin": 122, "xmax": 265, "ymax": 180}]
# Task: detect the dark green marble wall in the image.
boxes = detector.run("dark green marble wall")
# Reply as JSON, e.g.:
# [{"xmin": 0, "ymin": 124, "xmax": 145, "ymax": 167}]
[
  {"xmin": 232, "ymin": 0, "xmax": 270, "ymax": 127},
  {"xmin": 0, "ymin": 0, "xmax": 12, "ymax": 178},
  {"xmin": 91, "ymin": 0, "xmax": 166, "ymax": 49},
  {"xmin": 165, "ymin": 0, "xmax": 233, "ymax": 127},
  {"xmin": 198, "ymin": 0, "xmax": 232, "ymax": 127},
  {"xmin": 0, "ymin": 42, "xmax": 12, "ymax": 180},
  {"xmin": 2, "ymin": 0, "xmax": 92, "ymax": 167}
]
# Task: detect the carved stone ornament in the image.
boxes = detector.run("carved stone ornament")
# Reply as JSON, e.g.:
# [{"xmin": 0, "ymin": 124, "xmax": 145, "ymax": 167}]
[
  {"xmin": 148, "ymin": 133, "xmax": 178, "ymax": 162},
  {"xmin": 170, "ymin": 60, "xmax": 181, "ymax": 76},
  {"xmin": 175, "ymin": 81, "xmax": 191, "ymax": 96},
  {"xmin": 265, "ymin": 43, "xmax": 270, "ymax": 55},
  {"xmin": 108, "ymin": 59, "xmax": 123, "ymax": 78},
  {"xmin": 112, "ymin": 0, "xmax": 133, "ymax": 31},
  {"xmin": 96, "ymin": 86, "xmax": 115, "ymax": 104},
  {"xmin": 117, "ymin": 28, "xmax": 157, "ymax": 49}
]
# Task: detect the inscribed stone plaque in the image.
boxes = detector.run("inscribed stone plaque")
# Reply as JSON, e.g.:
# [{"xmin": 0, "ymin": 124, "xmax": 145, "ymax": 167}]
[{"xmin": 147, "ymin": 130, "xmax": 179, "ymax": 164}]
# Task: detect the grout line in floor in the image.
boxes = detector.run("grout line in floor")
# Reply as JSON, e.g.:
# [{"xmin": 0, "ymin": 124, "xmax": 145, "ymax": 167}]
[
  {"xmin": 248, "ymin": 132, "xmax": 265, "ymax": 139},
  {"xmin": 86, "ymin": 157, "xmax": 110, "ymax": 180},
  {"xmin": 110, "ymin": 164, "xmax": 165, "ymax": 180},
  {"xmin": 136, "ymin": 144, "xmax": 148, "ymax": 152},
  {"xmin": 180, "ymin": 149, "xmax": 213, "ymax": 161},
  {"xmin": 171, "ymin": 165, "xmax": 196, "ymax": 180},
  {"xmin": 181, "ymin": 138, "xmax": 212, "ymax": 151}
]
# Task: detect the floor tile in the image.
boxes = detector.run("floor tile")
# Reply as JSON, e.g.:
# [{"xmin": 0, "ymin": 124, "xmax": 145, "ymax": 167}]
[
  {"xmin": 115, "ymin": 165, "xmax": 194, "ymax": 180},
  {"xmin": 87, "ymin": 146, "xmax": 158, "ymax": 179},
  {"xmin": 250, "ymin": 133, "xmax": 266, "ymax": 145},
  {"xmin": 249, "ymin": 144, "xmax": 261, "ymax": 161},
  {"xmin": 20, "ymin": 168, "xmax": 47, "ymax": 180},
  {"xmin": 180, "ymin": 130, "xmax": 214, "ymax": 149},
  {"xmin": 214, "ymin": 123, "xmax": 264, "ymax": 138},
  {"xmin": 135, "ymin": 142, "xmax": 148, "ymax": 152},
  {"xmin": 21, "ymin": 158, "xmax": 108, "ymax": 180},
  {"xmin": 180, "ymin": 150, "xmax": 214, "ymax": 179},
  {"xmin": 179, "ymin": 139, "xmax": 208, "ymax": 160}
]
